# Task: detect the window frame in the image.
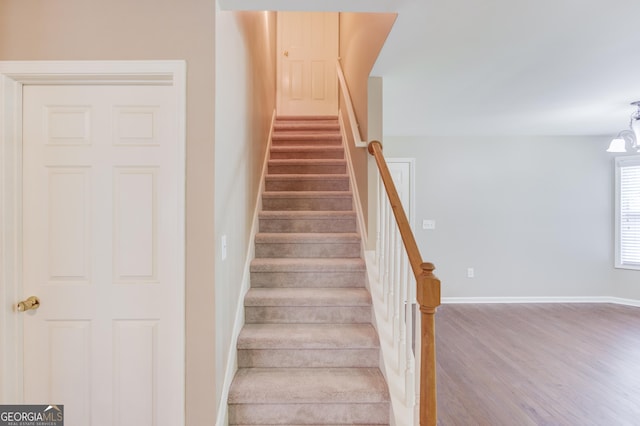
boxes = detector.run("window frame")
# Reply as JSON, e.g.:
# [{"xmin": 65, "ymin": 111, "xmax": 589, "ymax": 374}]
[{"xmin": 614, "ymin": 155, "xmax": 640, "ymax": 270}]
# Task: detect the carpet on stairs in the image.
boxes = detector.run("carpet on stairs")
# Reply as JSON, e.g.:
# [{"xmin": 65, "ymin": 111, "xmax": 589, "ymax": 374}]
[{"xmin": 228, "ymin": 116, "xmax": 390, "ymax": 425}]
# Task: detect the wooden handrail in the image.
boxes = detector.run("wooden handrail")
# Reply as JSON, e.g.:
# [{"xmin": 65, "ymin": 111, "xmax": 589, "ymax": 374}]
[
  {"xmin": 336, "ymin": 61, "xmax": 367, "ymax": 148},
  {"xmin": 368, "ymin": 140, "xmax": 441, "ymax": 426}
]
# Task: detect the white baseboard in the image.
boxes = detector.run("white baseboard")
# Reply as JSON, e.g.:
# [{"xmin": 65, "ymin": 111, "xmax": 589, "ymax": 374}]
[
  {"xmin": 442, "ymin": 296, "xmax": 640, "ymax": 307},
  {"xmin": 607, "ymin": 297, "xmax": 640, "ymax": 307},
  {"xmin": 215, "ymin": 110, "xmax": 276, "ymax": 426}
]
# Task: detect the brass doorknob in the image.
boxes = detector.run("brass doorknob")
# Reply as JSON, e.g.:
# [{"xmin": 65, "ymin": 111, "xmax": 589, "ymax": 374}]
[{"xmin": 17, "ymin": 296, "xmax": 40, "ymax": 312}]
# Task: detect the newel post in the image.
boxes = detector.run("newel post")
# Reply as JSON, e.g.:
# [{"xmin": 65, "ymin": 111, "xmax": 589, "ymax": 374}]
[{"xmin": 417, "ymin": 262, "xmax": 441, "ymax": 426}]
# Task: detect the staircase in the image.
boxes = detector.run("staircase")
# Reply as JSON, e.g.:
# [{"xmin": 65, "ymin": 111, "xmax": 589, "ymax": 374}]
[{"xmin": 228, "ymin": 116, "xmax": 390, "ymax": 425}]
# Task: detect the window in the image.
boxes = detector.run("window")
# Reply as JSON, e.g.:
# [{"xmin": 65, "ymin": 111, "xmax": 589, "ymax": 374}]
[{"xmin": 615, "ymin": 156, "xmax": 640, "ymax": 270}]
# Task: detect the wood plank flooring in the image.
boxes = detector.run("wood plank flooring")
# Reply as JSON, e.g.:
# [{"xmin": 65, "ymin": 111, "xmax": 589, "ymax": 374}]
[{"xmin": 436, "ymin": 303, "xmax": 640, "ymax": 425}]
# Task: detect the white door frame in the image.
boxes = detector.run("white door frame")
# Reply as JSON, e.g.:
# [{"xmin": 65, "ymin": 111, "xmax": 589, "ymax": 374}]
[
  {"xmin": 0, "ymin": 61, "xmax": 186, "ymax": 412},
  {"xmin": 386, "ymin": 157, "xmax": 416, "ymax": 230}
]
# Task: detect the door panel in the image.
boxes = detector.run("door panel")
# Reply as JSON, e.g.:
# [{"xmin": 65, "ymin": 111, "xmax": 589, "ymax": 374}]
[
  {"xmin": 277, "ymin": 12, "xmax": 339, "ymax": 115},
  {"xmin": 22, "ymin": 85, "xmax": 182, "ymax": 426}
]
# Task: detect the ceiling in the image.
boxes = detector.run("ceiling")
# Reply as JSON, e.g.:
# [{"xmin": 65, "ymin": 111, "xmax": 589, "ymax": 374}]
[
  {"xmin": 373, "ymin": 0, "xmax": 640, "ymax": 136},
  {"xmin": 220, "ymin": 0, "xmax": 640, "ymax": 137}
]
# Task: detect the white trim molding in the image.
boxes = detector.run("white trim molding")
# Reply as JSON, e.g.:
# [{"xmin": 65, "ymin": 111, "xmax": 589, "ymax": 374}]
[
  {"xmin": 442, "ymin": 296, "xmax": 640, "ymax": 307},
  {"xmin": 386, "ymin": 157, "xmax": 416, "ymax": 231},
  {"xmin": 0, "ymin": 61, "xmax": 187, "ymax": 416}
]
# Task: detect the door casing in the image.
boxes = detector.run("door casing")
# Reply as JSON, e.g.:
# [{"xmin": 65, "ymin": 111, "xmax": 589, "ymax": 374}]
[
  {"xmin": 386, "ymin": 157, "xmax": 415, "ymax": 229},
  {"xmin": 0, "ymin": 61, "xmax": 186, "ymax": 413}
]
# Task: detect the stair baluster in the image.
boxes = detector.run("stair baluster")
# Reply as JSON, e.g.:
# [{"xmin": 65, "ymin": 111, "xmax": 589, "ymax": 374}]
[{"xmin": 368, "ymin": 140, "xmax": 442, "ymax": 426}]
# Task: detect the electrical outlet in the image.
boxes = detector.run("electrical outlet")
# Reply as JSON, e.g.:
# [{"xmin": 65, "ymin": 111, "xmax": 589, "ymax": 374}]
[
  {"xmin": 467, "ymin": 267, "xmax": 475, "ymax": 278},
  {"xmin": 422, "ymin": 219, "xmax": 436, "ymax": 230}
]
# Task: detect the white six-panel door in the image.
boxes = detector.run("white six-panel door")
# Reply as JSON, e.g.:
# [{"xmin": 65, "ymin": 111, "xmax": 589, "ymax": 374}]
[
  {"xmin": 21, "ymin": 84, "xmax": 183, "ymax": 426},
  {"xmin": 277, "ymin": 11, "xmax": 339, "ymax": 116}
]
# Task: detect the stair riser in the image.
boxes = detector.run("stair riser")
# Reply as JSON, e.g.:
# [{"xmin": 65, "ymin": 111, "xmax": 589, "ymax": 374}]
[
  {"xmin": 229, "ymin": 403, "xmax": 389, "ymax": 425},
  {"xmin": 250, "ymin": 271, "xmax": 365, "ymax": 288},
  {"xmin": 245, "ymin": 306, "xmax": 371, "ymax": 324},
  {"xmin": 272, "ymin": 139, "xmax": 342, "ymax": 146},
  {"xmin": 265, "ymin": 178, "xmax": 349, "ymax": 192},
  {"xmin": 276, "ymin": 116, "xmax": 338, "ymax": 121},
  {"xmin": 268, "ymin": 164, "xmax": 347, "ymax": 174},
  {"xmin": 262, "ymin": 197, "xmax": 353, "ymax": 211},
  {"xmin": 259, "ymin": 217, "xmax": 356, "ymax": 233},
  {"xmin": 237, "ymin": 349, "xmax": 379, "ymax": 368},
  {"xmin": 274, "ymin": 125, "xmax": 340, "ymax": 132},
  {"xmin": 255, "ymin": 242, "xmax": 361, "ymax": 258},
  {"xmin": 273, "ymin": 133, "xmax": 341, "ymax": 140},
  {"xmin": 270, "ymin": 150, "xmax": 344, "ymax": 160}
]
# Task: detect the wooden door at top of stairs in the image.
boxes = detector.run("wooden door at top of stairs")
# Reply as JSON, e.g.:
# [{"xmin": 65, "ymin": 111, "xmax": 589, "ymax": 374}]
[{"xmin": 277, "ymin": 12, "xmax": 339, "ymax": 116}]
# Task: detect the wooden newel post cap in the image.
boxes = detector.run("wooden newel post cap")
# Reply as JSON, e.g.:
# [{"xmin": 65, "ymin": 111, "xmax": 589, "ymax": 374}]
[
  {"xmin": 421, "ymin": 262, "xmax": 435, "ymax": 275},
  {"xmin": 417, "ymin": 262, "xmax": 441, "ymax": 309}
]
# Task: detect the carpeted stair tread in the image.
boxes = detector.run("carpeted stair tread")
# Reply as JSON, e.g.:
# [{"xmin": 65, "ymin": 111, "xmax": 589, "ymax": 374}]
[
  {"xmin": 272, "ymin": 132, "xmax": 341, "ymax": 141},
  {"xmin": 228, "ymin": 368, "xmax": 389, "ymax": 404},
  {"xmin": 250, "ymin": 257, "xmax": 365, "ymax": 272},
  {"xmin": 244, "ymin": 287, "xmax": 370, "ymax": 307},
  {"xmin": 268, "ymin": 159, "xmax": 347, "ymax": 166},
  {"xmin": 269, "ymin": 145, "xmax": 344, "ymax": 160},
  {"xmin": 263, "ymin": 190, "xmax": 353, "ymax": 200},
  {"xmin": 255, "ymin": 232, "xmax": 360, "ymax": 243},
  {"xmin": 237, "ymin": 323, "xmax": 379, "ymax": 349},
  {"xmin": 267, "ymin": 159, "xmax": 347, "ymax": 175},
  {"xmin": 262, "ymin": 191, "xmax": 353, "ymax": 211},
  {"xmin": 264, "ymin": 174, "xmax": 350, "ymax": 192},
  {"xmin": 254, "ymin": 233, "xmax": 361, "ymax": 258},
  {"xmin": 229, "ymin": 404, "xmax": 389, "ymax": 425},
  {"xmin": 270, "ymin": 144, "xmax": 341, "ymax": 150},
  {"xmin": 264, "ymin": 173, "xmax": 349, "ymax": 180},
  {"xmin": 259, "ymin": 210, "xmax": 356, "ymax": 220},
  {"xmin": 244, "ymin": 288, "xmax": 372, "ymax": 323},
  {"xmin": 237, "ymin": 348, "xmax": 379, "ymax": 368},
  {"xmin": 259, "ymin": 212, "xmax": 356, "ymax": 233},
  {"xmin": 274, "ymin": 122, "xmax": 340, "ymax": 131},
  {"xmin": 276, "ymin": 115, "xmax": 338, "ymax": 121},
  {"xmin": 263, "ymin": 190, "xmax": 352, "ymax": 197}
]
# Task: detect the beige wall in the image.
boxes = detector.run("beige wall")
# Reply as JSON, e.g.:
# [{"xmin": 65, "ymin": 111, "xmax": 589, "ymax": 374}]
[
  {"xmin": 339, "ymin": 13, "xmax": 396, "ymax": 143},
  {"xmin": 0, "ymin": 1, "xmax": 216, "ymax": 423},
  {"xmin": 214, "ymin": 8, "xmax": 276, "ymax": 420},
  {"xmin": 338, "ymin": 12, "xmax": 396, "ymax": 236}
]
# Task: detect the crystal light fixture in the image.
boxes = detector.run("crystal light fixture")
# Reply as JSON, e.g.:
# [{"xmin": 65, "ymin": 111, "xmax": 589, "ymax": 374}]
[{"xmin": 607, "ymin": 101, "xmax": 640, "ymax": 153}]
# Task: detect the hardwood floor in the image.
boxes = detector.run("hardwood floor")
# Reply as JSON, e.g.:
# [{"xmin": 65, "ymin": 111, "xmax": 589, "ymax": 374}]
[{"xmin": 435, "ymin": 303, "xmax": 640, "ymax": 425}]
